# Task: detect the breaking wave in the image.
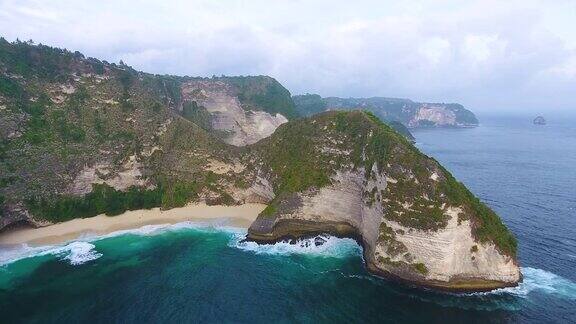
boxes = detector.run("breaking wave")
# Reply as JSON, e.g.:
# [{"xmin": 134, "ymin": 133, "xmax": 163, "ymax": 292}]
[
  {"xmin": 2, "ymin": 221, "xmax": 574, "ymax": 305},
  {"xmin": 62, "ymin": 242, "xmax": 102, "ymax": 265},
  {"xmin": 232, "ymin": 234, "xmax": 362, "ymax": 258},
  {"xmin": 0, "ymin": 220, "xmax": 243, "ymax": 267},
  {"xmin": 486, "ymin": 267, "xmax": 576, "ymax": 300},
  {"xmin": 0, "ymin": 241, "xmax": 102, "ymax": 266}
]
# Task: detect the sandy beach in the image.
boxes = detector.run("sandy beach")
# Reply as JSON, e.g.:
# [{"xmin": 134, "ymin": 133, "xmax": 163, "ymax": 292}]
[{"xmin": 0, "ymin": 203, "xmax": 267, "ymax": 246}]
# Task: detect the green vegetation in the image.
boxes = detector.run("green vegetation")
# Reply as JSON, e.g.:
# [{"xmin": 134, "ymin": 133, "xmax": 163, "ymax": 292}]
[
  {"xmin": 413, "ymin": 263, "xmax": 428, "ymax": 275},
  {"xmin": 22, "ymin": 93, "xmax": 52, "ymax": 144},
  {"xmin": 0, "ymin": 194, "xmax": 5, "ymax": 217},
  {"xmin": 118, "ymin": 68, "xmax": 135, "ymax": 111},
  {"xmin": 0, "ymin": 38, "xmax": 74, "ymax": 81},
  {"xmin": 160, "ymin": 181, "xmax": 200, "ymax": 209},
  {"xmin": 225, "ymin": 76, "xmax": 299, "ymax": 119},
  {"xmin": 292, "ymin": 94, "xmax": 327, "ymax": 117},
  {"xmin": 471, "ymin": 245, "xmax": 478, "ymax": 253},
  {"xmin": 157, "ymin": 76, "xmax": 183, "ymax": 106},
  {"xmin": 67, "ymin": 85, "xmax": 89, "ymax": 115},
  {"xmin": 438, "ymin": 166, "xmax": 517, "ymax": 257},
  {"xmin": 182, "ymin": 101, "xmax": 212, "ymax": 130},
  {"xmin": 52, "ymin": 110, "xmax": 86, "ymax": 143},
  {"xmin": 322, "ymin": 96, "xmax": 479, "ymax": 127},
  {"xmin": 0, "ymin": 74, "xmax": 27, "ymax": 102},
  {"xmin": 27, "ymin": 184, "xmax": 162, "ymax": 222},
  {"xmin": 449, "ymin": 103, "xmax": 479, "ymax": 125},
  {"xmin": 256, "ymin": 117, "xmax": 331, "ymax": 194},
  {"xmin": 386, "ymin": 121, "xmax": 415, "ymax": 142},
  {"xmin": 0, "ymin": 40, "xmax": 513, "ymax": 260},
  {"xmin": 378, "ymin": 223, "xmax": 407, "ymax": 257}
]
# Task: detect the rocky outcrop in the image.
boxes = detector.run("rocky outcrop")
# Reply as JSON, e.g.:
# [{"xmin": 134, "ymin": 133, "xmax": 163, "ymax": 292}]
[
  {"xmin": 247, "ymin": 169, "xmax": 520, "ymax": 292},
  {"xmin": 247, "ymin": 111, "xmax": 520, "ymax": 292},
  {"xmin": 181, "ymin": 79, "xmax": 289, "ymax": 146},
  {"xmin": 409, "ymin": 104, "xmax": 456, "ymax": 127},
  {"xmin": 533, "ymin": 116, "xmax": 546, "ymax": 125},
  {"xmin": 67, "ymin": 155, "xmax": 153, "ymax": 195}
]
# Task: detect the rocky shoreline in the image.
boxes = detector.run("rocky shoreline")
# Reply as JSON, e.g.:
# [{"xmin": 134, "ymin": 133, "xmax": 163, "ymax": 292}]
[{"xmin": 247, "ymin": 219, "xmax": 521, "ymax": 293}]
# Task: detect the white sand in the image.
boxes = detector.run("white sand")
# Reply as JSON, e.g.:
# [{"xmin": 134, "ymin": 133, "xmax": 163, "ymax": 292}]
[{"xmin": 0, "ymin": 203, "xmax": 266, "ymax": 246}]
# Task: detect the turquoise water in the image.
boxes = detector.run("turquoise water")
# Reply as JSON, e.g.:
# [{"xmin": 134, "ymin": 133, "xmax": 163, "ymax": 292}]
[{"xmin": 1, "ymin": 115, "xmax": 576, "ymax": 323}]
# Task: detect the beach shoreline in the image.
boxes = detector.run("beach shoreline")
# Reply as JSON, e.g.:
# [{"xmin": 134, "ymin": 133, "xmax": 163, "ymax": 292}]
[{"xmin": 0, "ymin": 203, "xmax": 267, "ymax": 246}]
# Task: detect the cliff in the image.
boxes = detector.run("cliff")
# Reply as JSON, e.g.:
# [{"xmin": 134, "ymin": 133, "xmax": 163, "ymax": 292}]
[
  {"xmin": 247, "ymin": 111, "xmax": 519, "ymax": 292},
  {"xmin": 0, "ymin": 39, "xmax": 519, "ymax": 292},
  {"xmin": 293, "ymin": 94, "xmax": 479, "ymax": 129}
]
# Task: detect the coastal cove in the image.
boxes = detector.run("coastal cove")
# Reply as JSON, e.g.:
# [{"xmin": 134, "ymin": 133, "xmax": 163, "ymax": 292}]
[{"xmin": 0, "ymin": 203, "xmax": 266, "ymax": 246}]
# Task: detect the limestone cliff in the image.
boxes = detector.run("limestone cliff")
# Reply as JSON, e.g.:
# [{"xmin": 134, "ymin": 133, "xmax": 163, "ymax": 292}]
[
  {"xmin": 180, "ymin": 79, "xmax": 288, "ymax": 146},
  {"xmin": 247, "ymin": 111, "xmax": 519, "ymax": 292}
]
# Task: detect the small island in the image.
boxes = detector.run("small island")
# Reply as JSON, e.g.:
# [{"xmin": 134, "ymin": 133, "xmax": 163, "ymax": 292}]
[{"xmin": 533, "ymin": 116, "xmax": 546, "ymax": 125}]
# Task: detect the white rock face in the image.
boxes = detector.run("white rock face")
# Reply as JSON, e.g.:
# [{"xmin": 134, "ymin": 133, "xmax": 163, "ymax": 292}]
[
  {"xmin": 409, "ymin": 104, "xmax": 457, "ymax": 127},
  {"xmin": 252, "ymin": 164, "xmax": 521, "ymax": 289},
  {"xmin": 231, "ymin": 176, "xmax": 275, "ymax": 204},
  {"xmin": 271, "ymin": 169, "xmax": 385, "ymax": 254},
  {"xmin": 68, "ymin": 155, "xmax": 152, "ymax": 195},
  {"xmin": 376, "ymin": 208, "xmax": 521, "ymax": 283},
  {"xmin": 181, "ymin": 80, "xmax": 287, "ymax": 146}
]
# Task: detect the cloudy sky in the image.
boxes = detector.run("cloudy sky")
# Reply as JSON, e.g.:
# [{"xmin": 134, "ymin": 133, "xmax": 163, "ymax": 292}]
[{"xmin": 1, "ymin": 0, "xmax": 575, "ymax": 113}]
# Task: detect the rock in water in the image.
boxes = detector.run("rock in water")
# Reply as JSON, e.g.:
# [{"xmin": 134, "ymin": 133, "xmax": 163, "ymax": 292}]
[
  {"xmin": 533, "ymin": 116, "xmax": 546, "ymax": 125},
  {"xmin": 314, "ymin": 236, "xmax": 327, "ymax": 246}
]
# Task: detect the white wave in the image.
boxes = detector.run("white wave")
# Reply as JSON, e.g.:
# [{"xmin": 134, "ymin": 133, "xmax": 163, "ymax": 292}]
[
  {"xmin": 232, "ymin": 235, "xmax": 362, "ymax": 258},
  {"xmin": 480, "ymin": 267, "xmax": 576, "ymax": 300},
  {"xmin": 96, "ymin": 219, "xmax": 245, "ymax": 241},
  {"xmin": 0, "ymin": 220, "xmax": 244, "ymax": 267},
  {"xmin": 61, "ymin": 242, "xmax": 102, "ymax": 265},
  {"xmin": 0, "ymin": 241, "xmax": 102, "ymax": 266}
]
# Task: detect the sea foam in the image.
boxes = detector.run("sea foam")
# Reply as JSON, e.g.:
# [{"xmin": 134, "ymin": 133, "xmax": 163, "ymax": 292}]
[
  {"xmin": 0, "ymin": 241, "xmax": 102, "ymax": 266},
  {"xmin": 232, "ymin": 235, "xmax": 362, "ymax": 258},
  {"xmin": 488, "ymin": 267, "xmax": 576, "ymax": 300},
  {"xmin": 0, "ymin": 220, "xmax": 243, "ymax": 267}
]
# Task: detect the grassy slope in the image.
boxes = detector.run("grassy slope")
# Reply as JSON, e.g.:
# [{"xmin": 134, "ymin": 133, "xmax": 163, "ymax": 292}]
[{"xmin": 224, "ymin": 76, "xmax": 298, "ymax": 120}]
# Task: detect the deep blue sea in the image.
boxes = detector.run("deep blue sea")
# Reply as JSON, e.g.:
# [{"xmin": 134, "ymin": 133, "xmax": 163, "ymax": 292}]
[{"xmin": 1, "ymin": 114, "xmax": 575, "ymax": 323}]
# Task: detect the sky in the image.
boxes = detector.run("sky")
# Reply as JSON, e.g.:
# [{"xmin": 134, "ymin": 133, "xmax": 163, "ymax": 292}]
[{"xmin": 0, "ymin": 0, "xmax": 575, "ymax": 114}]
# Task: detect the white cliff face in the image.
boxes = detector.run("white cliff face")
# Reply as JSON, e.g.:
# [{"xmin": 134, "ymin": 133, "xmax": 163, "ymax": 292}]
[
  {"xmin": 375, "ymin": 207, "xmax": 520, "ymax": 284},
  {"xmin": 277, "ymin": 170, "xmax": 383, "ymax": 248},
  {"xmin": 409, "ymin": 105, "xmax": 457, "ymax": 127},
  {"xmin": 181, "ymin": 80, "xmax": 287, "ymax": 146},
  {"xmin": 67, "ymin": 155, "xmax": 152, "ymax": 195},
  {"xmin": 231, "ymin": 175, "xmax": 275, "ymax": 204},
  {"xmin": 252, "ymin": 164, "xmax": 520, "ymax": 289}
]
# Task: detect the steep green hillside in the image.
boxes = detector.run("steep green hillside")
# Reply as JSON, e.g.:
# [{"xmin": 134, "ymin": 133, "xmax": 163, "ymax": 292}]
[
  {"xmin": 0, "ymin": 38, "xmax": 515, "ymax": 259},
  {"xmin": 224, "ymin": 76, "xmax": 298, "ymax": 120},
  {"xmin": 0, "ymin": 39, "xmax": 291, "ymax": 224},
  {"xmin": 292, "ymin": 94, "xmax": 415, "ymax": 142},
  {"xmin": 294, "ymin": 94, "xmax": 479, "ymax": 128}
]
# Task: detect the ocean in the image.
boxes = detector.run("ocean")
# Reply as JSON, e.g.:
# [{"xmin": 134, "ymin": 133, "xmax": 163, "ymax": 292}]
[{"xmin": 1, "ymin": 114, "xmax": 575, "ymax": 323}]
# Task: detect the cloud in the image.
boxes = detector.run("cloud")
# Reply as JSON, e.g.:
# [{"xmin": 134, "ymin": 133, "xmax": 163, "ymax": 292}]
[{"xmin": 0, "ymin": 0, "xmax": 574, "ymax": 112}]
